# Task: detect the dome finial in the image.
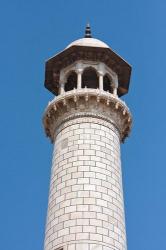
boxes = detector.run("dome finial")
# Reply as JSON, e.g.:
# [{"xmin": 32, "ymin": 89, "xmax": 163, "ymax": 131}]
[{"xmin": 84, "ymin": 23, "xmax": 92, "ymax": 38}]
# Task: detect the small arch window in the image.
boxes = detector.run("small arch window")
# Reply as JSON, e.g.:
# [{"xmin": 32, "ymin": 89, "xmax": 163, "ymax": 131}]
[
  {"xmin": 103, "ymin": 74, "xmax": 113, "ymax": 93},
  {"xmin": 82, "ymin": 67, "xmax": 99, "ymax": 89},
  {"xmin": 64, "ymin": 71, "xmax": 77, "ymax": 92}
]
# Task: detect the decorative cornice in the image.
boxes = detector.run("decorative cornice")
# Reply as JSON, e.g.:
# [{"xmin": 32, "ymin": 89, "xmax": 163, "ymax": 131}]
[{"xmin": 43, "ymin": 89, "xmax": 132, "ymax": 143}]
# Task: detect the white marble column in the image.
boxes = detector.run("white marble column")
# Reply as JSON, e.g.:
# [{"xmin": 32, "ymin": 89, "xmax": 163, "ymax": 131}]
[
  {"xmin": 99, "ymin": 72, "xmax": 104, "ymax": 90},
  {"xmin": 76, "ymin": 63, "xmax": 83, "ymax": 89},
  {"xmin": 77, "ymin": 69, "xmax": 83, "ymax": 89},
  {"xmin": 113, "ymin": 86, "xmax": 118, "ymax": 96},
  {"xmin": 113, "ymin": 75, "xmax": 118, "ymax": 97},
  {"xmin": 60, "ymin": 82, "xmax": 65, "ymax": 95}
]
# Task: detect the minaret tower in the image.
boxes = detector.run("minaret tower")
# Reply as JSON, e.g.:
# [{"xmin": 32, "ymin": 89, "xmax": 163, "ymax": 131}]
[{"xmin": 43, "ymin": 25, "xmax": 132, "ymax": 250}]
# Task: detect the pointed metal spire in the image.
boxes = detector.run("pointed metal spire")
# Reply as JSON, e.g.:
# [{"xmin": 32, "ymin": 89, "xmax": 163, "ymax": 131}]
[{"xmin": 84, "ymin": 23, "xmax": 92, "ymax": 38}]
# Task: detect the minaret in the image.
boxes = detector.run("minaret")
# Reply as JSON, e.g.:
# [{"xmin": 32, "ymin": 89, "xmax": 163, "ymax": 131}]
[{"xmin": 43, "ymin": 25, "xmax": 132, "ymax": 250}]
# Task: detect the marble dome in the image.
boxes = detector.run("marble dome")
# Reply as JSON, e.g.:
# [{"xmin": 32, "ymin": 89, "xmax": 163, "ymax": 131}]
[{"xmin": 66, "ymin": 37, "xmax": 109, "ymax": 48}]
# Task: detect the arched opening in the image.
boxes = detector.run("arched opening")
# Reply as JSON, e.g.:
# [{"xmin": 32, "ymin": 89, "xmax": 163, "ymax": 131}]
[
  {"xmin": 82, "ymin": 67, "xmax": 99, "ymax": 89},
  {"xmin": 103, "ymin": 74, "xmax": 113, "ymax": 93},
  {"xmin": 64, "ymin": 71, "xmax": 77, "ymax": 92}
]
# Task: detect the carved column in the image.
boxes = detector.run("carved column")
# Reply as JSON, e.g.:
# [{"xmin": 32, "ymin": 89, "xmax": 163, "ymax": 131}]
[
  {"xmin": 98, "ymin": 72, "xmax": 104, "ymax": 90},
  {"xmin": 76, "ymin": 69, "xmax": 83, "ymax": 89},
  {"xmin": 113, "ymin": 75, "xmax": 118, "ymax": 97},
  {"xmin": 60, "ymin": 82, "xmax": 65, "ymax": 95}
]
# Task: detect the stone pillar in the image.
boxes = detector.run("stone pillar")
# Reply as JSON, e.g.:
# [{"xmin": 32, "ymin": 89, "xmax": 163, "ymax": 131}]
[
  {"xmin": 60, "ymin": 82, "xmax": 65, "ymax": 95},
  {"xmin": 77, "ymin": 69, "xmax": 83, "ymax": 89},
  {"xmin": 113, "ymin": 87, "xmax": 117, "ymax": 96},
  {"xmin": 113, "ymin": 75, "xmax": 118, "ymax": 97},
  {"xmin": 99, "ymin": 73, "xmax": 103, "ymax": 91},
  {"xmin": 43, "ymin": 92, "xmax": 132, "ymax": 250}
]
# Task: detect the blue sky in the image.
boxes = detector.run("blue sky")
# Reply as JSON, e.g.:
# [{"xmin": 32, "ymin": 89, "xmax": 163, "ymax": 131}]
[{"xmin": 0, "ymin": 0, "xmax": 165, "ymax": 249}]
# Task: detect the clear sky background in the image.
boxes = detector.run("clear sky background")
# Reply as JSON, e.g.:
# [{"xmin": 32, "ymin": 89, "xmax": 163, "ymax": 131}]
[{"xmin": 0, "ymin": 0, "xmax": 165, "ymax": 249}]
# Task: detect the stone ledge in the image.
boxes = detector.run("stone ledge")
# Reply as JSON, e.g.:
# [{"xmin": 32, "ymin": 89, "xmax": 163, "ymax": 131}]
[
  {"xmin": 46, "ymin": 88, "xmax": 130, "ymax": 112},
  {"xmin": 43, "ymin": 89, "xmax": 132, "ymax": 143}
]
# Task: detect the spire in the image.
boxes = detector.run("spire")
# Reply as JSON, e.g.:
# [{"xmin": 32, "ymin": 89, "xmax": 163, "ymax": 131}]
[{"xmin": 84, "ymin": 23, "xmax": 92, "ymax": 38}]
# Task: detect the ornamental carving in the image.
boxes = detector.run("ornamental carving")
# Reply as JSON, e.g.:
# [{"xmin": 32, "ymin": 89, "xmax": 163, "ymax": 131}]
[{"xmin": 43, "ymin": 89, "xmax": 132, "ymax": 143}]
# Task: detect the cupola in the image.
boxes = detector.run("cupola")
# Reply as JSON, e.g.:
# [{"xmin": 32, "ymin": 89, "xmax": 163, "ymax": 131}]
[{"xmin": 44, "ymin": 24, "xmax": 131, "ymax": 97}]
